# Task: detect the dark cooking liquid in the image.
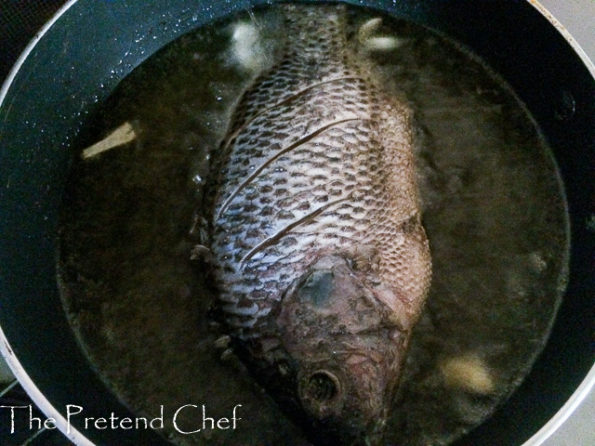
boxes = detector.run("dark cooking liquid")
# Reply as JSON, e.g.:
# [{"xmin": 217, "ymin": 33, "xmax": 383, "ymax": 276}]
[{"xmin": 58, "ymin": 5, "xmax": 569, "ymax": 446}]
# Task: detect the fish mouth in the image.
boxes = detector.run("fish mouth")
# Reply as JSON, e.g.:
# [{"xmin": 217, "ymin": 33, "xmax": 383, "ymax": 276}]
[
  {"xmin": 297, "ymin": 367, "xmax": 389, "ymax": 445},
  {"xmin": 298, "ymin": 369, "xmax": 344, "ymax": 419}
]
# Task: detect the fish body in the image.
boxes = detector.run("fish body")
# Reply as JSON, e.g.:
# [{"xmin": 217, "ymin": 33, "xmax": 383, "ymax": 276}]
[{"xmin": 204, "ymin": 4, "xmax": 431, "ymax": 444}]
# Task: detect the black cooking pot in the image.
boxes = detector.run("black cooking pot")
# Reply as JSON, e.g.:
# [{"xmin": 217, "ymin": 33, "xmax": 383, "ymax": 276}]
[{"xmin": 0, "ymin": 1, "xmax": 593, "ymax": 445}]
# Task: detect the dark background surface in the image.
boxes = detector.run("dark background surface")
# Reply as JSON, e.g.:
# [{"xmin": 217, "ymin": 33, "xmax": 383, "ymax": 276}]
[{"xmin": 0, "ymin": 1, "xmax": 66, "ymax": 81}]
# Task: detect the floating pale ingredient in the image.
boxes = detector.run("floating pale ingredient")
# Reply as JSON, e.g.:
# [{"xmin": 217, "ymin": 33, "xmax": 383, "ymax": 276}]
[{"xmin": 81, "ymin": 121, "xmax": 136, "ymax": 159}]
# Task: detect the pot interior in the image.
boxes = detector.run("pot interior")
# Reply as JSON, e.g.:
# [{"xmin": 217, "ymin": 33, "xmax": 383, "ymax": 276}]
[{"xmin": 0, "ymin": 1, "xmax": 592, "ymax": 445}]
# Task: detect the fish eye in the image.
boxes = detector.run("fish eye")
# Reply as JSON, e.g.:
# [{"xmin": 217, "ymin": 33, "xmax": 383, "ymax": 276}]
[{"xmin": 302, "ymin": 370, "xmax": 340, "ymax": 403}]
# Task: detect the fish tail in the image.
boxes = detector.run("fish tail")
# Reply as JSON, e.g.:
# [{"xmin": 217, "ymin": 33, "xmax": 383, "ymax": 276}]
[{"xmin": 281, "ymin": 3, "xmax": 348, "ymax": 61}]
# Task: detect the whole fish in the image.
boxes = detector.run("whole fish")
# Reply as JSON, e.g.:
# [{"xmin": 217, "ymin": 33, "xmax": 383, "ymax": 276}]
[{"xmin": 202, "ymin": 4, "xmax": 431, "ymax": 444}]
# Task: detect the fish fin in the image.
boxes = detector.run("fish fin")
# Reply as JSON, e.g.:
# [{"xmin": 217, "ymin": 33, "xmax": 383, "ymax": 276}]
[
  {"xmin": 188, "ymin": 212, "xmax": 208, "ymax": 244},
  {"xmin": 213, "ymin": 335, "xmax": 231, "ymax": 349},
  {"xmin": 213, "ymin": 335, "xmax": 239, "ymax": 364},
  {"xmin": 190, "ymin": 244, "xmax": 214, "ymax": 265},
  {"xmin": 220, "ymin": 348, "xmax": 235, "ymax": 361},
  {"xmin": 218, "ymin": 346, "xmax": 250, "ymax": 377}
]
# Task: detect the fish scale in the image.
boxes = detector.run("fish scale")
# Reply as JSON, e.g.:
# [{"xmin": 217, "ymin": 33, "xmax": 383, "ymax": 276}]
[{"xmin": 207, "ymin": 3, "xmax": 430, "ymax": 351}]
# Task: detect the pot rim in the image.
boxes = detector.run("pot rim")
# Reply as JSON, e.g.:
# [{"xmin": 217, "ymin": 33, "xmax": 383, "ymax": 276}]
[
  {"xmin": 524, "ymin": 364, "xmax": 595, "ymax": 446},
  {"xmin": 509, "ymin": 1, "xmax": 595, "ymax": 443},
  {"xmin": 527, "ymin": 0, "xmax": 595, "ymax": 79},
  {"xmin": 0, "ymin": 3, "xmax": 92, "ymax": 443},
  {"xmin": 0, "ymin": 0, "xmax": 593, "ymax": 445}
]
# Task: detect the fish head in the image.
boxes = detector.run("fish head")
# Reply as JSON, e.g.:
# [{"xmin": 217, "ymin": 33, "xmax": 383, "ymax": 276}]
[{"xmin": 276, "ymin": 253, "xmax": 410, "ymax": 444}]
